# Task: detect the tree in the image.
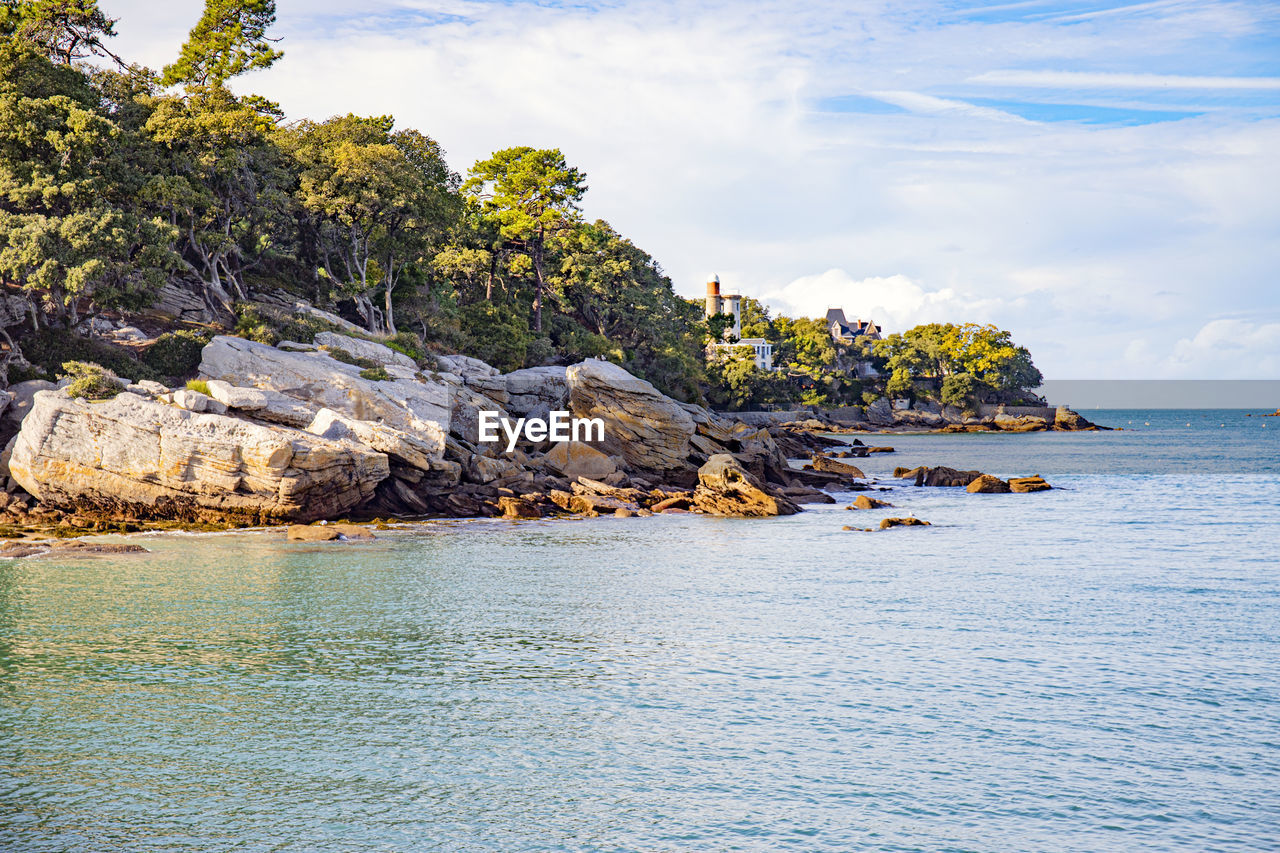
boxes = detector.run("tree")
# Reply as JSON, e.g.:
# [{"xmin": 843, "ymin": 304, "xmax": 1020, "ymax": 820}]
[
  {"xmin": 549, "ymin": 220, "xmax": 704, "ymax": 398},
  {"xmin": 1, "ymin": 0, "xmax": 122, "ymax": 65},
  {"xmin": 463, "ymin": 147, "xmax": 586, "ymax": 333},
  {"xmin": 705, "ymin": 346, "xmax": 793, "ymax": 411},
  {"xmin": 0, "ymin": 39, "xmax": 177, "ymax": 329},
  {"xmin": 940, "ymin": 372, "xmax": 978, "ymax": 410},
  {"xmin": 143, "ymin": 85, "xmax": 291, "ymax": 317},
  {"xmin": 773, "ymin": 316, "xmax": 835, "ymax": 375},
  {"xmin": 283, "ymin": 114, "xmax": 459, "ymax": 334},
  {"xmin": 874, "ymin": 322, "xmax": 1043, "ymax": 403},
  {"xmin": 161, "ymin": 0, "xmax": 282, "ymax": 88}
]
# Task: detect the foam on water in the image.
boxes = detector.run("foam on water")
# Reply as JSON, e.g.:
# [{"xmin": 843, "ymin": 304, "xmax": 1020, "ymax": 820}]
[{"xmin": 1, "ymin": 410, "xmax": 1278, "ymax": 851}]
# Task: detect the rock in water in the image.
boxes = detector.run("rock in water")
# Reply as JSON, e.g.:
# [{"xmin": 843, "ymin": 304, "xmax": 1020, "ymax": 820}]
[
  {"xmin": 993, "ymin": 413, "xmax": 1048, "ymax": 432},
  {"xmin": 692, "ymin": 454, "xmax": 799, "ymax": 517},
  {"xmin": 566, "ymin": 359, "xmax": 695, "ymax": 475},
  {"xmin": 848, "ymin": 495, "xmax": 893, "ymax": 509},
  {"xmin": 966, "ymin": 475, "xmax": 1011, "ymax": 494},
  {"xmin": 1053, "ymin": 407, "xmax": 1097, "ymax": 431},
  {"xmin": 497, "ymin": 496, "xmax": 542, "ymax": 519},
  {"xmin": 880, "ymin": 517, "xmax": 931, "ymax": 529},
  {"xmin": 811, "ymin": 455, "xmax": 867, "ymax": 478},
  {"xmin": 1008, "ymin": 475, "xmax": 1052, "ymax": 493},
  {"xmin": 287, "ymin": 523, "xmax": 375, "ymax": 541},
  {"xmin": 911, "ymin": 466, "xmax": 984, "ymax": 487},
  {"xmin": 8, "ymin": 390, "xmax": 388, "ymax": 524}
]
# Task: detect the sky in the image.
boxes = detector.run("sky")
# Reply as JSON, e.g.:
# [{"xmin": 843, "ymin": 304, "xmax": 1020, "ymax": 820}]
[{"xmin": 100, "ymin": 0, "xmax": 1280, "ymax": 379}]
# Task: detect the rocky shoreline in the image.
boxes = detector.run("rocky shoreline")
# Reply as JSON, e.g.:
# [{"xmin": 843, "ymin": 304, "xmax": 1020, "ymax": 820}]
[{"xmin": 0, "ymin": 332, "xmax": 1098, "ymax": 546}]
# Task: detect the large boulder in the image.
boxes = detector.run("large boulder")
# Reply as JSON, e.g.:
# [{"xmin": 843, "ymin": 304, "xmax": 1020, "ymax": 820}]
[
  {"xmin": 994, "ymin": 413, "xmax": 1048, "ymax": 432},
  {"xmin": 199, "ymin": 335, "xmax": 449, "ymax": 445},
  {"xmin": 904, "ymin": 466, "xmax": 984, "ymax": 487},
  {"xmin": 8, "ymin": 390, "xmax": 388, "ymax": 523},
  {"xmin": 306, "ymin": 408, "xmax": 444, "ymax": 471},
  {"xmin": 566, "ymin": 359, "xmax": 695, "ymax": 475},
  {"xmin": 541, "ymin": 440, "xmax": 619, "ymax": 482},
  {"xmin": 864, "ymin": 397, "xmax": 894, "ymax": 426},
  {"xmin": 435, "ymin": 353, "xmax": 499, "ymax": 382},
  {"xmin": 1054, "ymin": 407, "xmax": 1097, "ymax": 431},
  {"xmin": 313, "ymin": 332, "xmax": 417, "ymax": 370},
  {"xmin": 3, "ymin": 380, "xmax": 56, "ymax": 427},
  {"xmin": 1009, "ymin": 475, "xmax": 1053, "ymax": 493},
  {"xmin": 504, "ymin": 365, "xmax": 569, "ymax": 416},
  {"xmin": 692, "ymin": 454, "xmax": 798, "ymax": 517},
  {"xmin": 966, "ymin": 474, "xmax": 1011, "ymax": 494}
]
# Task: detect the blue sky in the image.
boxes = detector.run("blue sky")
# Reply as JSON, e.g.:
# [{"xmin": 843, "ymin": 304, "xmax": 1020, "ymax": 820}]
[{"xmin": 105, "ymin": 0, "xmax": 1280, "ymax": 378}]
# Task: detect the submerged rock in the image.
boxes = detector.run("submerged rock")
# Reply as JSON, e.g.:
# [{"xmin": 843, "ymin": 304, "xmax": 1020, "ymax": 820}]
[
  {"xmin": 0, "ymin": 539, "xmax": 149, "ymax": 559},
  {"xmin": 847, "ymin": 495, "xmax": 893, "ymax": 509},
  {"xmin": 287, "ymin": 522, "xmax": 376, "ymax": 541}
]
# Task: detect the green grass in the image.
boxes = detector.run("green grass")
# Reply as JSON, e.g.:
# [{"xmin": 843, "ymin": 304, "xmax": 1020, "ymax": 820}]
[
  {"xmin": 326, "ymin": 348, "xmax": 379, "ymax": 370},
  {"xmin": 185, "ymin": 379, "xmax": 210, "ymax": 396},
  {"xmin": 359, "ymin": 366, "xmax": 392, "ymax": 381}
]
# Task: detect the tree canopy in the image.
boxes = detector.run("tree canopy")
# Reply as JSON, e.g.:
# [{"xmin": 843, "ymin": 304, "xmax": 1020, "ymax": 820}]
[
  {"xmin": 462, "ymin": 147, "xmax": 586, "ymax": 333},
  {"xmin": 161, "ymin": 0, "xmax": 282, "ymax": 88}
]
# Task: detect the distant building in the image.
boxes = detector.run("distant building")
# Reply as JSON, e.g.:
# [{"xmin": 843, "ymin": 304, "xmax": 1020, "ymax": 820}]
[
  {"xmin": 705, "ymin": 275, "xmax": 742, "ymax": 340},
  {"xmin": 704, "ymin": 275, "xmax": 773, "ymax": 371},
  {"xmin": 736, "ymin": 337, "xmax": 774, "ymax": 371},
  {"xmin": 825, "ymin": 308, "xmax": 881, "ymax": 345},
  {"xmin": 825, "ymin": 307, "xmax": 882, "ymax": 379}
]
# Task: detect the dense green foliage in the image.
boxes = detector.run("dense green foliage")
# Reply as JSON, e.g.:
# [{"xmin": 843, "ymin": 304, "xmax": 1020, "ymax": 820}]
[
  {"xmin": 874, "ymin": 323, "xmax": 1043, "ymax": 406},
  {"xmin": 144, "ymin": 329, "xmax": 211, "ymax": 379},
  {"xmin": 0, "ymin": 1, "xmax": 1045, "ymax": 411},
  {"xmin": 60, "ymin": 359, "xmax": 120, "ymax": 398}
]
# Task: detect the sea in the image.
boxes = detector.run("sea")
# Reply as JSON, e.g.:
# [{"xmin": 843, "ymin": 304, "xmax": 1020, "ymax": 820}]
[{"xmin": 1, "ymin": 409, "xmax": 1278, "ymax": 852}]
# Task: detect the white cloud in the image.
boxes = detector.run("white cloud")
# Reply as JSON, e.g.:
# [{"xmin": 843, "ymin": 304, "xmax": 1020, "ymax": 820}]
[
  {"xmin": 757, "ymin": 270, "xmax": 1012, "ymax": 330},
  {"xmin": 970, "ymin": 70, "xmax": 1280, "ymax": 90},
  {"xmin": 1167, "ymin": 319, "xmax": 1280, "ymax": 377}
]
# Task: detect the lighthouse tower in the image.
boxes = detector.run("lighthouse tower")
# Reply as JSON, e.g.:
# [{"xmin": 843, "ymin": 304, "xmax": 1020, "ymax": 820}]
[{"xmin": 704, "ymin": 274, "xmax": 741, "ymax": 340}]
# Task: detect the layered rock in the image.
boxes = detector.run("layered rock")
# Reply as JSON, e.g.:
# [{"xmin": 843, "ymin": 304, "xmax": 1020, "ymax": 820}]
[
  {"xmin": 313, "ymin": 331, "xmax": 417, "ymax": 370},
  {"xmin": 8, "ymin": 390, "xmax": 388, "ymax": 523},
  {"xmin": 691, "ymin": 454, "xmax": 798, "ymax": 517},
  {"xmin": 541, "ymin": 440, "xmax": 619, "ymax": 482},
  {"xmin": 567, "ymin": 359, "xmax": 695, "ymax": 475},
  {"xmin": 199, "ymin": 335, "xmax": 449, "ymax": 444},
  {"xmin": 1009, "ymin": 475, "xmax": 1053, "ymax": 493},
  {"xmin": 503, "ymin": 365, "xmax": 568, "ymax": 416}
]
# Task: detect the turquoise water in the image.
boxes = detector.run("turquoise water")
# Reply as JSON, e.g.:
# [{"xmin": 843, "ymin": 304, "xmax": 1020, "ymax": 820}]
[{"xmin": 2, "ymin": 410, "xmax": 1278, "ymax": 851}]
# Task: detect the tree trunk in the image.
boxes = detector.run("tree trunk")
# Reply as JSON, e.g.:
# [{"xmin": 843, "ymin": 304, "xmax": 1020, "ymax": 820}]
[
  {"xmin": 383, "ymin": 282, "xmax": 396, "ymax": 337},
  {"xmin": 532, "ymin": 241, "xmax": 544, "ymax": 333}
]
